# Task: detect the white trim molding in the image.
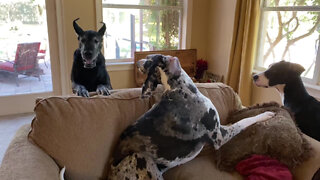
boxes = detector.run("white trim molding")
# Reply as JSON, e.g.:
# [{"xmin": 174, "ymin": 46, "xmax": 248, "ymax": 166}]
[
  {"xmin": 55, "ymin": 0, "xmax": 71, "ymax": 95},
  {"xmin": 181, "ymin": 0, "xmax": 193, "ymax": 49},
  {"xmin": 106, "ymin": 62, "xmax": 134, "ymax": 71}
]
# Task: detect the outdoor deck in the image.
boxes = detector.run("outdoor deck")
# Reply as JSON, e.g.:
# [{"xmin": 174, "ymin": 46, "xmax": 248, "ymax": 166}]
[{"xmin": 0, "ymin": 60, "xmax": 52, "ymax": 96}]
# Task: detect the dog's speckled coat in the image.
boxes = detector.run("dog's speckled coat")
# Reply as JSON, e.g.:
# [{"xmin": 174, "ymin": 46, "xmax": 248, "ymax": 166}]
[{"xmin": 108, "ymin": 55, "xmax": 274, "ymax": 180}]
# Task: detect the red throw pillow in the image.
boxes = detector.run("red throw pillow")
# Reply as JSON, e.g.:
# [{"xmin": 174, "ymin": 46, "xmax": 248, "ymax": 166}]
[{"xmin": 236, "ymin": 154, "xmax": 292, "ymax": 180}]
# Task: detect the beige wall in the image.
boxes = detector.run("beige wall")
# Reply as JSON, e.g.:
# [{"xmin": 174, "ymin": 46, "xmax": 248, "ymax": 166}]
[
  {"xmin": 58, "ymin": 0, "xmax": 232, "ymax": 90},
  {"xmin": 189, "ymin": 0, "xmax": 210, "ymax": 60},
  {"xmin": 188, "ymin": 0, "xmax": 237, "ymax": 83},
  {"xmin": 108, "ymin": 70, "xmax": 136, "ymax": 89},
  {"xmin": 202, "ymin": 1, "xmax": 282, "ymax": 105},
  {"xmin": 206, "ymin": 0, "xmax": 237, "ymax": 82},
  {"xmin": 58, "ymin": 0, "xmax": 137, "ymax": 90},
  {"xmin": 189, "ymin": 0, "xmax": 237, "ymax": 81},
  {"xmin": 57, "ymin": 0, "xmax": 97, "ymax": 93},
  {"xmin": 56, "ymin": 0, "xmax": 317, "ymax": 106},
  {"xmin": 56, "ymin": 0, "xmax": 272, "ymax": 102}
]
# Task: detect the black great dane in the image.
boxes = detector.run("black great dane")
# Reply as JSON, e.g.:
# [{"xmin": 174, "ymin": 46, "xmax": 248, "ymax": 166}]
[
  {"xmin": 71, "ymin": 18, "xmax": 112, "ymax": 97},
  {"xmin": 108, "ymin": 54, "xmax": 275, "ymax": 180}
]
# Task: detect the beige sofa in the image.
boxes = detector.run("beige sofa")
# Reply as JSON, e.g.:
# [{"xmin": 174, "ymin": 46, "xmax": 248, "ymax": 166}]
[{"xmin": 0, "ymin": 83, "xmax": 319, "ymax": 180}]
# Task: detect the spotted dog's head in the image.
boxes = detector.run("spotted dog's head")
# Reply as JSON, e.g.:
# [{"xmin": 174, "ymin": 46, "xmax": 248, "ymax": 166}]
[
  {"xmin": 253, "ymin": 61, "xmax": 305, "ymax": 88},
  {"xmin": 137, "ymin": 54, "xmax": 182, "ymax": 98},
  {"xmin": 73, "ymin": 18, "xmax": 106, "ymax": 68}
]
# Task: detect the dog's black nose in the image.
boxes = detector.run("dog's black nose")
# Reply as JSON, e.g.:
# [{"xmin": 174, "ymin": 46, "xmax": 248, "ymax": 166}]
[
  {"xmin": 253, "ymin": 75, "xmax": 259, "ymax": 81},
  {"xmin": 84, "ymin": 51, "xmax": 93, "ymax": 57}
]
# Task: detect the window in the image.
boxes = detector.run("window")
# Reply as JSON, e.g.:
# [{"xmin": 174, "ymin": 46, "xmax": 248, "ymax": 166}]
[
  {"xmin": 256, "ymin": 0, "xmax": 320, "ymax": 84},
  {"xmin": 0, "ymin": 0, "xmax": 53, "ymax": 96},
  {"xmin": 102, "ymin": 0, "xmax": 184, "ymax": 63}
]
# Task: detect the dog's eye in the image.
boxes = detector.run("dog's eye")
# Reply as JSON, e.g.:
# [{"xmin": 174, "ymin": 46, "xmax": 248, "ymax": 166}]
[{"xmin": 94, "ymin": 39, "xmax": 99, "ymax": 44}]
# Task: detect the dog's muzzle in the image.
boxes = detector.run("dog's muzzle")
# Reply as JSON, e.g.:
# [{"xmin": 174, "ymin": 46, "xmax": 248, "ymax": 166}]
[
  {"xmin": 83, "ymin": 59, "xmax": 97, "ymax": 68},
  {"xmin": 252, "ymin": 73, "xmax": 269, "ymax": 88},
  {"xmin": 137, "ymin": 59, "xmax": 147, "ymax": 73}
]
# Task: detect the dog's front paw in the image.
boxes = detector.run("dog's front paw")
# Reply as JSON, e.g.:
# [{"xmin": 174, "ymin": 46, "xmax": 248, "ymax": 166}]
[
  {"xmin": 73, "ymin": 85, "xmax": 89, "ymax": 97},
  {"xmin": 96, "ymin": 84, "xmax": 111, "ymax": 96},
  {"xmin": 255, "ymin": 111, "xmax": 275, "ymax": 122}
]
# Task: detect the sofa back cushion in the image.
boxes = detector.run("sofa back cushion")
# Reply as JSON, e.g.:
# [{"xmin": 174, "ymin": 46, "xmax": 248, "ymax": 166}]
[
  {"xmin": 28, "ymin": 83, "xmax": 242, "ymax": 180},
  {"xmin": 29, "ymin": 88, "xmax": 150, "ymax": 180},
  {"xmin": 150, "ymin": 83, "xmax": 242, "ymax": 124}
]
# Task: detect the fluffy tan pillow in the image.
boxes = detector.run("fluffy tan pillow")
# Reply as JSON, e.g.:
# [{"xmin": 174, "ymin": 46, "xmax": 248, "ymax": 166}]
[{"xmin": 213, "ymin": 102, "xmax": 313, "ymax": 172}]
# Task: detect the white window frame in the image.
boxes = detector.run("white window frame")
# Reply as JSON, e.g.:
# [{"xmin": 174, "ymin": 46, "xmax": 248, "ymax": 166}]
[
  {"xmin": 0, "ymin": 0, "xmax": 64, "ymax": 115},
  {"xmin": 95, "ymin": 0, "xmax": 192, "ymax": 67},
  {"xmin": 255, "ymin": 0, "xmax": 320, "ymax": 85}
]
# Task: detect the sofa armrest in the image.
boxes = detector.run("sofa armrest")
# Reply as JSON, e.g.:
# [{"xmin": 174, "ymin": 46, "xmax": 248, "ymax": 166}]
[
  {"xmin": 293, "ymin": 134, "xmax": 320, "ymax": 180},
  {"xmin": 0, "ymin": 124, "xmax": 60, "ymax": 180}
]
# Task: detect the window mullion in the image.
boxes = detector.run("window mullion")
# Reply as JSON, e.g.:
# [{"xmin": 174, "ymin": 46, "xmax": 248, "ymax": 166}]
[
  {"xmin": 139, "ymin": 9, "xmax": 143, "ymax": 51},
  {"xmin": 102, "ymin": 4, "xmax": 183, "ymax": 11},
  {"xmin": 313, "ymin": 38, "xmax": 320, "ymax": 85}
]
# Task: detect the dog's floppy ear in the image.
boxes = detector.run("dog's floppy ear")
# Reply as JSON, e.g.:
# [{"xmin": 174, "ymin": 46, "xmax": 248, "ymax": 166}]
[
  {"xmin": 98, "ymin": 22, "xmax": 106, "ymax": 36},
  {"xmin": 140, "ymin": 57, "xmax": 160, "ymax": 98},
  {"xmin": 141, "ymin": 78, "xmax": 157, "ymax": 98},
  {"xmin": 290, "ymin": 62, "xmax": 305, "ymax": 76},
  {"xmin": 73, "ymin": 18, "xmax": 84, "ymax": 36},
  {"xmin": 167, "ymin": 56, "xmax": 181, "ymax": 78}
]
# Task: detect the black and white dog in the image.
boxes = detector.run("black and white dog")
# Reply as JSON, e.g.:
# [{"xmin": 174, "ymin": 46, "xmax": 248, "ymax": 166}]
[
  {"xmin": 253, "ymin": 60, "xmax": 320, "ymax": 141},
  {"xmin": 71, "ymin": 18, "xmax": 112, "ymax": 97},
  {"xmin": 108, "ymin": 54, "xmax": 274, "ymax": 180}
]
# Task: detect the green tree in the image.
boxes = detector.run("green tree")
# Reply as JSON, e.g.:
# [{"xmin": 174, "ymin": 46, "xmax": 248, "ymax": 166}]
[
  {"xmin": 141, "ymin": 0, "xmax": 180, "ymax": 50},
  {"xmin": 264, "ymin": 0, "xmax": 320, "ymax": 61},
  {"xmin": 0, "ymin": 0, "xmax": 41, "ymax": 24}
]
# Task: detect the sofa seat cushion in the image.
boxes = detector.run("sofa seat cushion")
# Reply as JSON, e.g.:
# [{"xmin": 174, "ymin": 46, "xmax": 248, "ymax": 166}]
[
  {"xmin": 163, "ymin": 154, "xmax": 243, "ymax": 180},
  {"xmin": 29, "ymin": 88, "xmax": 150, "ymax": 180}
]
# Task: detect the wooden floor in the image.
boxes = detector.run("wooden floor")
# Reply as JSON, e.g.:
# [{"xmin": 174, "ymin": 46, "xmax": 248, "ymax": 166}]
[{"xmin": 0, "ymin": 113, "xmax": 33, "ymax": 164}]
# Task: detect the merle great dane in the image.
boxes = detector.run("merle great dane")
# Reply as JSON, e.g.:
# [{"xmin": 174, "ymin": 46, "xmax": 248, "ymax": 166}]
[
  {"xmin": 71, "ymin": 18, "xmax": 112, "ymax": 97},
  {"xmin": 107, "ymin": 54, "xmax": 275, "ymax": 180}
]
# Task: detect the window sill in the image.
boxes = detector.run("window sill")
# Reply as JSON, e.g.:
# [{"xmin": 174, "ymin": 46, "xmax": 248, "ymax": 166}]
[
  {"xmin": 304, "ymin": 83, "xmax": 320, "ymax": 100},
  {"xmin": 106, "ymin": 62, "xmax": 134, "ymax": 72}
]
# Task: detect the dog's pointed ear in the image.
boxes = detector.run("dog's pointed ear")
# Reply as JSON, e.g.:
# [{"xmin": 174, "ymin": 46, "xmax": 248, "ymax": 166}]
[
  {"xmin": 291, "ymin": 63, "xmax": 305, "ymax": 76},
  {"xmin": 98, "ymin": 22, "xmax": 106, "ymax": 36},
  {"xmin": 73, "ymin": 18, "xmax": 84, "ymax": 36},
  {"xmin": 168, "ymin": 56, "xmax": 181, "ymax": 78}
]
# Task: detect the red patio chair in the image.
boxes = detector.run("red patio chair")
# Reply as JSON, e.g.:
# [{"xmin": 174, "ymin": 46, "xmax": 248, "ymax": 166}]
[
  {"xmin": 37, "ymin": 48, "xmax": 48, "ymax": 68},
  {"xmin": 0, "ymin": 42, "xmax": 43, "ymax": 86}
]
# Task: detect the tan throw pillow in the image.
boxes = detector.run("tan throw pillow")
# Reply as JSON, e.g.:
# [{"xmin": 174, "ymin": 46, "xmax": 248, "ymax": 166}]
[
  {"xmin": 28, "ymin": 89, "xmax": 151, "ymax": 180},
  {"xmin": 212, "ymin": 102, "xmax": 313, "ymax": 172}
]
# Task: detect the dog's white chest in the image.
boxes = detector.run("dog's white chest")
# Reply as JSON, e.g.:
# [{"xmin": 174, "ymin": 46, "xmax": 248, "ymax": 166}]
[
  {"xmin": 159, "ymin": 68, "xmax": 171, "ymax": 91},
  {"xmin": 275, "ymin": 84, "xmax": 285, "ymax": 105}
]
